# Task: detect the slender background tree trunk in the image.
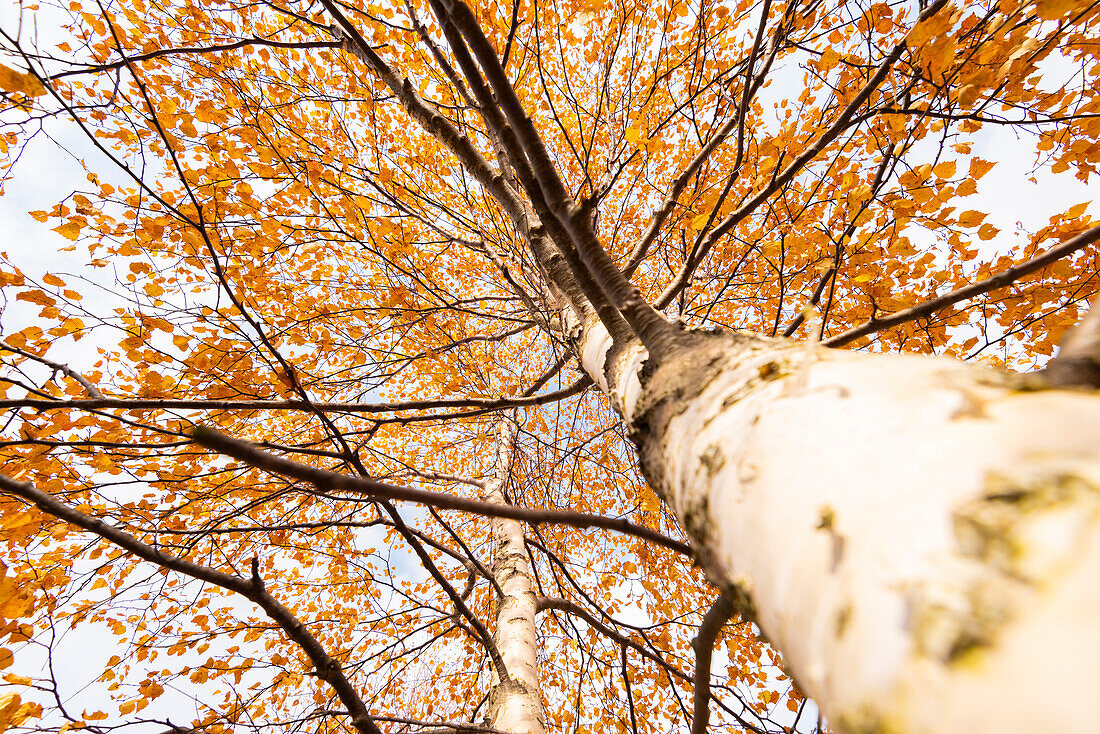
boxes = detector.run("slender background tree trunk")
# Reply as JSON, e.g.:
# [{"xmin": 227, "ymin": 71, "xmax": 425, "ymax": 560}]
[{"xmin": 484, "ymin": 414, "xmax": 546, "ymax": 734}]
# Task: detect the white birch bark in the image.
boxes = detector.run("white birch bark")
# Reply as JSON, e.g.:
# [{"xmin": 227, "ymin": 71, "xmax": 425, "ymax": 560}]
[
  {"xmin": 483, "ymin": 415, "xmax": 546, "ymax": 734},
  {"xmin": 580, "ymin": 320, "xmax": 1100, "ymax": 734}
]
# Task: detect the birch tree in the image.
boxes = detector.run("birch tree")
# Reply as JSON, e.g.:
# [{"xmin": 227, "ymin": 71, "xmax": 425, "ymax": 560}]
[
  {"xmin": 1, "ymin": 0, "xmax": 1099, "ymax": 733},
  {"xmin": 482, "ymin": 415, "xmax": 545, "ymax": 734}
]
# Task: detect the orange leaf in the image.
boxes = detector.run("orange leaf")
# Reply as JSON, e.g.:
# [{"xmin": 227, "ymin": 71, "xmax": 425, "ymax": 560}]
[
  {"xmin": 958, "ymin": 210, "xmax": 987, "ymax": 228},
  {"xmin": 52, "ymin": 223, "xmax": 81, "ymax": 241},
  {"xmin": 1065, "ymin": 202, "xmax": 1089, "ymax": 219},
  {"xmin": 0, "ymin": 64, "xmax": 46, "ymax": 97},
  {"xmin": 15, "ymin": 290, "xmax": 56, "ymax": 308},
  {"xmin": 933, "ymin": 161, "xmax": 957, "ymax": 178},
  {"xmin": 1035, "ymin": 0, "xmax": 1077, "ymax": 19},
  {"xmin": 969, "ymin": 158, "xmax": 995, "ymax": 179}
]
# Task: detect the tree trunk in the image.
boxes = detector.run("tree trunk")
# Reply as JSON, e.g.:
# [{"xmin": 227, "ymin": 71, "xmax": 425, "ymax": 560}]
[
  {"xmin": 483, "ymin": 415, "xmax": 546, "ymax": 734},
  {"xmin": 579, "ymin": 319, "xmax": 1100, "ymax": 734}
]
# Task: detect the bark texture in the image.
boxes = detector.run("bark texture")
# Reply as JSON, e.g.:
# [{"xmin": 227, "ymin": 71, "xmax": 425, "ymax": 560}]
[
  {"xmin": 483, "ymin": 415, "xmax": 546, "ymax": 734},
  {"xmin": 585, "ymin": 325, "xmax": 1100, "ymax": 734}
]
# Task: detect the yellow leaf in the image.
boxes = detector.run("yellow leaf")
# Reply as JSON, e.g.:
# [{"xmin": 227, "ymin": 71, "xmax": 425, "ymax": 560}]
[
  {"xmin": 181, "ymin": 230, "xmax": 204, "ymax": 250},
  {"xmin": 0, "ymin": 65, "xmax": 46, "ymax": 97},
  {"xmin": 852, "ymin": 273, "xmax": 873, "ymax": 282},
  {"xmin": 969, "ymin": 158, "xmax": 995, "ymax": 179},
  {"xmin": 28, "ymin": 211, "xmax": 48, "ymax": 223},
  {"xmin": 0, "ymin": 592, "xmax": 33, "ymax": 620},
  {"xmin": 958, "ymin": 210, "xmax": 987, "ymax": 228},
  {"xmin": 691, "ymin": 212, "xmax": 711, "ymax": 230},
  {"xmin": 978, "ymin": 223, "xmax": 999, "ymax": 241},
  {"xmin": 933, "ymin": 161, "xmax": 956, "ymax": 178},
  {"xmin": 884, "ymin": 114, "xmax": 907, "ymax": 141},
  {"xmin": 0, "ymin": 694, "xmax": 22, "ymax": 725},
  {"xmin": 957, "ymin": 83, "xmax": 982, "ymax": 108},
  {"xmin": 42, "ymin": 273, "xmax": 65, "ymax": 287},
  {"xmin": 1035, "ymin": 0, "xmax": 1077, "ymax": 19},
  {"xmin": 1065, "ymin": 202, "xmax": 1089, "ymax": 219},
  {"xmin": 194, "ymin": 101, "xmax": 218, "ymax": 124},
  {"xmin": 906, "ymin": 16, "xmax": 939, "ymax": 49},
  {"xmin": 179, "ymin": 115, "xmax": 197, "ymax": 138},
  {"xmin": 15, "ymin": 290, "xmax": 56, "ymax": 308},
  {"xmin": 52, "ymin": 223, "xmax": 81, "ymax": 241}
]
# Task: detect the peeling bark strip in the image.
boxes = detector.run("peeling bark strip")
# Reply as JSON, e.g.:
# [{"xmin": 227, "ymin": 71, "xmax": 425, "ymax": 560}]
[
  {"xmin": 483, "ymin": 415, "xmax": 546, "ymax": 734},
  {"xmin": 616, "ymin": 330, "xmax": 1100, "ymax": 734}
]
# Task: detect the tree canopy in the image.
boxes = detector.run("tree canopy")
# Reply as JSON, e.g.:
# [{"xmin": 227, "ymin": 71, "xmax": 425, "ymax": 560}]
[{"xmin": 0, "ymin": 0, "xmax": 1098, "ymax": 732}]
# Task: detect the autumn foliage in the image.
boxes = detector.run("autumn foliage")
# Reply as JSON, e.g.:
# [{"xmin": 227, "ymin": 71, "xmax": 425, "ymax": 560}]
[{"xmin": 0, "ymin": 0, "xmax": 1098, "ymax": 731}]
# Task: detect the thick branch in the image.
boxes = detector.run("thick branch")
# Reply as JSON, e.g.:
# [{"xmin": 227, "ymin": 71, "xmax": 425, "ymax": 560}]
[
  {"xmin": 436, "ymin": 0, "xmax": 677, "ymax": 356},
  {"xmin": 691, "ymin": 594, "xmax": 735, "ymax": 734}
]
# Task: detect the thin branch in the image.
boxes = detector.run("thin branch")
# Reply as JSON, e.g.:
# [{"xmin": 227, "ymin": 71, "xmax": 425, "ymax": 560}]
[
  {"xmin": 782, "ymin": 143, "xmax": 898, "ymax": 337},
  {"xmin": 190, "ymin": 427, "xmax": 693, "ymax": 556},
  {"xmin": 1, "ymin": 342, "xmax": 104, "ymax": 398},
  {"xmin": 47, "ymin": 38, "xmax": 342, "ymax": 80},
  {"xmin": 535, "ymin": 597, "xmax": 763, "ymax": 733},
  {"xmin": 380, "ymin": 499, "xmax": 514, "ymax": 686},
  {"xmin": 657, "ymin": 0, "xmax": 949, "ymax": 308},
  {"xmin": 537, "ymin": 597, "xmax": 682, "ymax": 675},
  {"xmin": 824, "ymin": 224, "xmax": 1100, "ymax": 347},
  {"xmin": 622, "ymin": 116, "xmax": 738, "ymax": 278},
  {"xmin": 0, "ymin": 472, "xmax": 384, "ymax": 734},
  {"xmin": 0, "ymin": 378, "xmax": 591, "ymax": 414}
]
